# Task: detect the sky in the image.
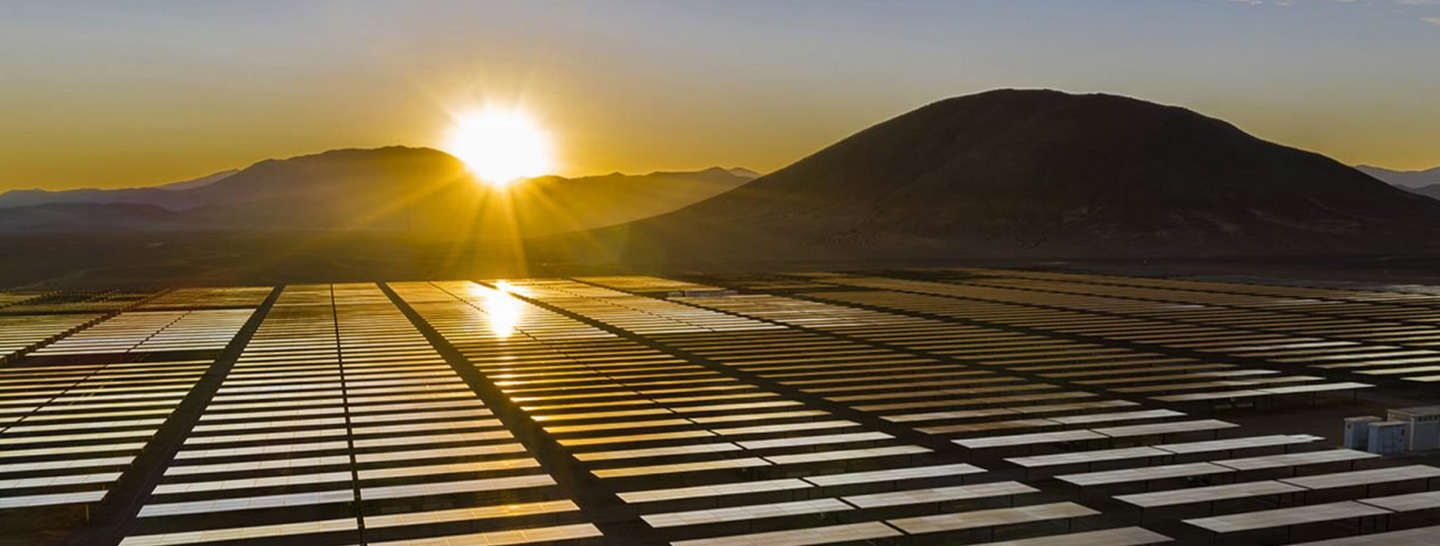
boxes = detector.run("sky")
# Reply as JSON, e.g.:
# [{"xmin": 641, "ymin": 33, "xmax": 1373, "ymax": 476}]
[{"xmin": 1, "ymin": 0, "xmax": 1438, "ymax": 191}]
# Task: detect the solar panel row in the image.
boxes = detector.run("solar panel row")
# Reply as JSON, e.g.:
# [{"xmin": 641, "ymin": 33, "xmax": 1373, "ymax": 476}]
[
  {"xmin": 2, "ymin": 271, "xmax": 1439, "ymax": 546},
  {"xmin": 123, "ymin": 283, "xmax": 599, "ymax": 546}
]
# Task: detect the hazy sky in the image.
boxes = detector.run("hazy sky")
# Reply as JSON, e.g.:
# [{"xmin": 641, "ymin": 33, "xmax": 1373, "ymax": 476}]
[{"xmin": 2, "ymin": 0, "xmax": 1438, "ymax": 191}]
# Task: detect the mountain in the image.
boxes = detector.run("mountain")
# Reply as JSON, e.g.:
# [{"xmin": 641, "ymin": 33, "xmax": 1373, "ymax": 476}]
[
  {"xmin": 503, "ymin": 166, "xmax": 757, "ymax": 236},
  {"xmin": 0, "ymin": 203, "xmax": 193, "ymax": 232},
  {"xmin": 602, "ymin": 89, "xmax": 1440, "ymax": 264},
  {"xmin": 726, "ymin": 167, "xmax": 763, "ymax": 179},
  {"xmin": 1357, "ymin": 165, "xmax": 1440, "ymax": 189},
  {"xmin": 156, "ymin": 170, "xmax": 238, "ymax": 191},
  {"xmin": 1407, "ymin": 185, "xmax": 1440, "ymax": 201},
  {"xmin": 1355, "ymin": 166, "xmax": 1440, "ymax": 202},
  {"xmin": 0, "ymin": 170, "xmax": 236, "ymax": 209},
  {"xmin": 0, "ymin": 147, "xmax": 754, "ymax": 236}
]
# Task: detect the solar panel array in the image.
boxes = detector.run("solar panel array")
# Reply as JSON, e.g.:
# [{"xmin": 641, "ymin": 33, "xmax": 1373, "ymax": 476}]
[
  {"xmin": 123, "ymin": 283, "xmax": 598, "ymax": 546},
  {"xmin": 0, "ymin": 313, "xmax": 103, "ymax": 362},
  {"xmin": 32, "ymin": 309, "xmax": 256, "ymax": 357},
  {"xmin": 2, "ymin": 272, "xmax": 1440, "ymax": 546},
  {"xmin": 0, "ymin": 358, "xmax": 214, "ymax": 511},
  {"xmin": 810, "ymin": 272, "xmax": 1439, "ymax": 386},
  {"xmin": 1, "ymin": 285, "xmax": 262, "ymax": 541},
  {"xmin": 0, "ymin": 291, "xmax": 44, "ymax": 309},
  {"xmin": 1, "ymin": 290, "xmax": 158, "ymax": 315}
]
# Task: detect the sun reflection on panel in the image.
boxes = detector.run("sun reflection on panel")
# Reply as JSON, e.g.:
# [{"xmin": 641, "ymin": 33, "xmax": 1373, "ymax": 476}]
[{"xmin": 482, "ymin": 280, "xmax": 524, "ymax": 339}]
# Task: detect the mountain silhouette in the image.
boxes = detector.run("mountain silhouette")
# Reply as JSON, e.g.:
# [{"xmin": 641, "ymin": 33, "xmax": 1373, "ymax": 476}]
[
  {"xmin": 1406, "ymin": 185, "xmax": 1440, "ymax": 201},
  {"xmin": 0, "ymin": 170, "xmax": 236, "ymax": 209},
  {"xmin": 0, "ymin": 147, "xmax": 755, "ymax": 237},
  {"xmin": 606, "ymin": 89, "xmax": 1440, "ymax": 263},
  {"xmin": 1357, "ymin": 165, "xmax": 1440, "ymax": 201},
  {"xmin": 1357, "ymin": 165, "xmax": 1440, "ymax": 189},
  {"xmin": 0, "ymin": 203, "xmax": 194, "ymax": 232}
]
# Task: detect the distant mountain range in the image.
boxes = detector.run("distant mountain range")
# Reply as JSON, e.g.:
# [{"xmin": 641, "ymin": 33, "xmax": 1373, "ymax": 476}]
[
  {"xmin": 0, "ymin": 148, "xmax": 757, "ymax": 236},
  {"xmin": 1356, "ymin": 165, "xmax": 1440, "ymax": 201},
  {"xmin": 599, "ymin": 89, "xmax": 1440, "ymax": 264},
  {"xmin": 0, "ymin": 170, "xmax": 237, "ymax": 209},
  {"xmin": 6, "ymin": 89, "xmax": 1438, "ymax": 267}
]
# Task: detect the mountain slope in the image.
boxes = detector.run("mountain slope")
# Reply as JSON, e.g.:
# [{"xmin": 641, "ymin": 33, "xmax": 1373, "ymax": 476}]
[
  {"xmin": 1355, "ymin": 166, "xmax": 1440, "ymax": 202},
  {"xmin": 1405, "ymin": 184, "xmax": 1440, "ymax": 201},
  {"xmin": 1357, "ymin": 165, "xmax": 1440, "ymax": 190},
  {"xmin": 0, "ymin": 170, "xmax": 237, "ymax": 209},
  {"xmin": 0, "ymin": 147, "xmax": 755, "ymax": 237},
  {"xmin": 610, "ymin": 89, "xmax": 1440, "ymax": 263},
  {"xmin": 0, "ymin": 203, "xmax": 194, "ymax": 232}
]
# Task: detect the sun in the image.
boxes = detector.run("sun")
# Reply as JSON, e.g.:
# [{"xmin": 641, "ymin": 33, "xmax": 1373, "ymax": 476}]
[{"xmin": 444, "ymin": 107, "xmax": 553, "ymax": 187}]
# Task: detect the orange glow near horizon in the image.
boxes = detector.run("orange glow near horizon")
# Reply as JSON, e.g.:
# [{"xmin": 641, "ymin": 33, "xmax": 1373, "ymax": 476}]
[
  {"xmin": 444, "ymin": 107, "xmax": 554, "ymax": 187},
  {"xmin": 6, "ymin": 3, "xmax": 1440, "ymax": 192}
]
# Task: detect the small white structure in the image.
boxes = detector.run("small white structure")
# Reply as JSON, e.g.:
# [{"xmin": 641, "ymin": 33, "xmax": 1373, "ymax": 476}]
[
  {"xmin": 1387, "ymin": 406, "xmax": 1440, "ymax": 452},
  {"xmin": 1367, "ymin": 421, "xmax": 1407, "ymax": 455},
  {"xmin": 1343, "ymin": 416, "xmax": 1382, "ymax": 450}
]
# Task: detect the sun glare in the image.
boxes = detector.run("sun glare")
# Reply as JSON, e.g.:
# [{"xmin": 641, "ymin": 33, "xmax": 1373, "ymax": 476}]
[
  {"xmin": 476, "ymin": 281, "xmax": 524, "ymax": 339},
  {"xmin": 445, "ymin": 108, "xmax": 553, "ymax": 187}
]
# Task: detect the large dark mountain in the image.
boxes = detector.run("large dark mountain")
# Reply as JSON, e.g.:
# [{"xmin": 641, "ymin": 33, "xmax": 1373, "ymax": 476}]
[
  {"xmin": 0, "ymin": 147, "xmax": 755, "ymax": 236},
  {"xmin": 603, "ymin": 89, "xmax": 1440, "ymax": 264}
]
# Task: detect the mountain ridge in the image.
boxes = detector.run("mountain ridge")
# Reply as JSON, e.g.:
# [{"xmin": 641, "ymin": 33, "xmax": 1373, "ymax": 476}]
[
  {"xmin": 1356, "ymin": 165, "xmax": 1440, "ymax": 188},
  {"xmin": 1356, "ymin": 165, "xmax": 1440, "ymax": 201},
  {"xmin": 0, "ymin": 170, "xmax": 238, "ymax": 209},
  {"xmin": 0, "ymin": 146, "xmax": 756, "ymax": 236},
  {"xmin": 597, "ymin": 89, "xmax": 1440, "ymax": 264}
]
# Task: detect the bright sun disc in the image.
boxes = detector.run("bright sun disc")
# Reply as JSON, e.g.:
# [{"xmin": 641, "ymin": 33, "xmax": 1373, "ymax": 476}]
[{"xmin": 445, "ymin": 108, "xmax": 553, "ymax": 187}]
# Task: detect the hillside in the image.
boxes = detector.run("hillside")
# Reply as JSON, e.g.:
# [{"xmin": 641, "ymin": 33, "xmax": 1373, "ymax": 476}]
[
  {"xmin": 1409, "ymin": 185, "xmax": 1440, "ymax": 200},
  {"xmin": 0, "ymin": 147, "xmax": 756, "ymax": 237},
  {"xmin": 0, "ymin": 203, "xmax": 194, "ymax": 232},
  {"xmin": 0, "ymin": 170, "xmax": 236, "ymax": 209},
  {"xmin": 606, "ymin": 89, "xmax": 1440, "ymax": 264},
  {"xmin": 1357, "ymin": 165, "xmax": 1440, "ymax": 190},
  {"xmin": 1355, "ymin": 166, "xmax": 1440, "ymax": 202}
]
